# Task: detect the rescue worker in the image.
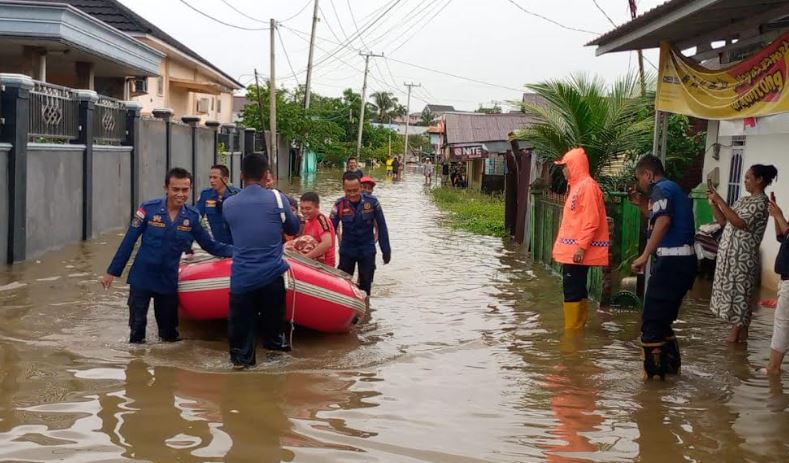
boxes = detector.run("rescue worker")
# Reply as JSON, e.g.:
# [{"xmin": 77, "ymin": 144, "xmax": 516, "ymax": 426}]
[
  {"xmin": 101, "ymin": 167, "xmax": 233, "ymax": 344},
  {"xmin": 331, "ymin": 172, "xmax": 391, "ymax": 295},
  {"xmin": 630, "ymin": 155, "xmax": 696, "ymax": 380},
  {"xmin": 300, "ymin": 191, "xmax": 337, "ymax": 267},
  {"xmin": 196, "ymin": 164, "xmax": 240, "ymax": 244},
  {"xmin": 552, "ymin": 148, "xmax": 609, "ymax": 331},
  {"xmin": 345, "ymin": 156, "xmax": 364, "ymax": 180},
  {"xmin": 222, "ymin": 154, "xmax": 300, "ymax": 368}
]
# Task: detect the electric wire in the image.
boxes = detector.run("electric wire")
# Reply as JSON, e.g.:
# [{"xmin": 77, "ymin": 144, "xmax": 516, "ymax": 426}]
[
  {"xmin": 505, "ymin": 0, "xmax": 598, "ymax": 34},
  {"xmin": 219, "ymin": 0, "xmax": 266, "ymax": 24},
  {"xmin": 277, "ymin": 27, "xmax": 301, "ymax": 86},
  {"xmin": 388, "ymin": 0, "xmax": 453, "ymax": 55},
  {"xmin": 591, "ymin": 0, "xmax": 618, "ymax": 27},
  {"xmin": 179, "ymin": 0, "xmax": 269, "ymax": 30}
]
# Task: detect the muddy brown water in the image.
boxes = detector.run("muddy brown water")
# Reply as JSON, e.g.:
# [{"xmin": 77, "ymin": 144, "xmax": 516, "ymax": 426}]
[{"xmin": 0, "ymin": 167, "xmax": 787, "ymax": 462}]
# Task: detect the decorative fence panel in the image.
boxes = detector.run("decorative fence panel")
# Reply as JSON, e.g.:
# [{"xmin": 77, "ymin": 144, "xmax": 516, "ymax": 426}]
[
  {"xmin": 93, "ymin": 96, "xmax": 127, "ymax": 145},
  {"xmin": 29, "ymin": 81, "xmax": 79, "ymax": 142}
]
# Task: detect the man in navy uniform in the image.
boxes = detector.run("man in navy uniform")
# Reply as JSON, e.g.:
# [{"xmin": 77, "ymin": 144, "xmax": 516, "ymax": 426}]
[
  {"xmin": 331, "ymin": 172, "xmax": 391, "ymax": 295},
  {"xmin": 196, "ymin": 164, "xmax": 240, "ymax": 244},
  {"xmin": 222, "ymin": 154, "xmax": 300, "ymax": 368},
  {"xmin": 101, "ymin": 167, "xmax": 233, "ymax": 344},
  {"xmin": 630, "ymin": 155, "xmax": 697, "ymax": 380}
]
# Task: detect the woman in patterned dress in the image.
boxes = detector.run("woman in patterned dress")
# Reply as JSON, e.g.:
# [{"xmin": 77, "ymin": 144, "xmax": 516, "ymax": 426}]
[{"xmin": 708, "ymin": 164, "xmax": 777, "ymax": 343}]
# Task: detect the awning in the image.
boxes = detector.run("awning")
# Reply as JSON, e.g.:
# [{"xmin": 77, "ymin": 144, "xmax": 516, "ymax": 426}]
[
  {"xmin": 587, "ymin": 0, "xmax": 789, "ymax": 56},
  {"xmin": 169, "ymin": 77, "xmax": 223, "ymax": 95}
]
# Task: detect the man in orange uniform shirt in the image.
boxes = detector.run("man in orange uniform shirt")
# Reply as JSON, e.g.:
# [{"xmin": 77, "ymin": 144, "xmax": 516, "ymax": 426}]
[
  {"xmin": 299, "ymin": 192, "xmax": 337, "ymax": 266},
  {"xmin": 552, "ymin": 148, "xmax": 610, "ymax": 330}
]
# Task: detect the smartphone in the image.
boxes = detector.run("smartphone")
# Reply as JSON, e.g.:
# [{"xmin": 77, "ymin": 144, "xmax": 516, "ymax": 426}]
[{"xmin": 707, "ymin": 178, "xmax": 715, "ymax": 191}]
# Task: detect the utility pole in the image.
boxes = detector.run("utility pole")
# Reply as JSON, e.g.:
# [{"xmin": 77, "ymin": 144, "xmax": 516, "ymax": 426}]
[
  {"xmin": 253, "ymin": 69, "xmax": 265, "ymax": 131},
  {"xmin": 303, "ymin": 0, "xmax": 320, "ymax": 110},
  {"xmin": 269, "ymin": 18, "xmax": 277, "ymax": 169},
  {"xmin": 628, "ymin": 0, "xmax": 646, "ymax": 96},
  {"xmin": 355, "ymin": 51, "xmax": 383, "ymax": 158},
  {"xmin": 403, "ymin": 82, "xmax": 420, "ymax": 162}
]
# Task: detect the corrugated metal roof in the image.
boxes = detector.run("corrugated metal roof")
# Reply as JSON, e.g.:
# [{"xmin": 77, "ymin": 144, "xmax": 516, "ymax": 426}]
[
  {"xmin": 34, "ymin": 0, "xmax": 243, "ymax": 88},
  {"xmin": 444, "ymin": 113, "xmax": 533, "ymax": 145},
  {"xmin": 587, "ymin": 0, "xmax": 789, "ymax": 55}
]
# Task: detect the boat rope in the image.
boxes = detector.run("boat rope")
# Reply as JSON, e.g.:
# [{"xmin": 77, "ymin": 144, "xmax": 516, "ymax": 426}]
[{"xmin": 288, "ymin": 266, "xmax": 297, "ymax": 349}]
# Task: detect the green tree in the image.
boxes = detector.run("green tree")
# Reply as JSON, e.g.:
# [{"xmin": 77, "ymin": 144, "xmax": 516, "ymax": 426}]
[
  {"xmin": 369, "ymin": 91, "xmax": 401, "ymax": 122},
  {"xmin": 513, "ymin": 73, "xmax": 652, "ymax": 181},
  {"xmin": 419, "ymin": 107, "xmax": 434, "ymax": 126}
]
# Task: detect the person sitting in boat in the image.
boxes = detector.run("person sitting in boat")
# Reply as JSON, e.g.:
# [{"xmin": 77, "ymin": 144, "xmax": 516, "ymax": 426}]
[
  {"xmin": 331, "ymin": 173, "xmax": 391, "ymax": 295},
  {"xmin": 196, "ymin": 164, "xmax": 240, "ymax": 244},
  {"xmin": 101, "ymin": 167, "xmax": 233, "ymax": 344},
  {"xmin": 299, "ymin": 192, "xmax": 337, "ymax": 267},
  {"xmin": 360, "ymin": 176, "xmax": 376, "ymax": 195},
  {"xmin": 222, "ymin": 154, "xmax": 300, "ymax": 367}
]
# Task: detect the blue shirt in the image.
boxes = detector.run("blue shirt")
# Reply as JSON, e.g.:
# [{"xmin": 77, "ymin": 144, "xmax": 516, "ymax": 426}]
[
  {"xmin": 107, "ymin": 198, "xmax": 233, "ymax": 294},
  {"xmin": 196, "ymin": 185, "xmax": 240, "ymax": 244},
  {"xmin": 344, "ymin": 169, "xmax": 363, "ymax": 179},
  {"xmin": 222, "ymin": 185, "xmax": 300, "ymax": 294},
  {"xmin": 330, "ymin": 193, "xmax": 391, "ymax": 258},
  {"xmin": 649, "ymin": 178, "xmax": 695, "ymax": 248}
]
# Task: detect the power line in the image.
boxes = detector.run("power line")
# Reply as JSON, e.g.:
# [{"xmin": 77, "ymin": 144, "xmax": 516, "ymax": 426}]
[
  {"xmin": 591, "ymin": 0, "xmax": 617, "ymax": 27},
  {"xmin": 281, "ymin": 0, "xmax": 314, "ymax": 23},
  {"xmin": 385, "ymin": 56, "xmax": 524, "ymax": 93},
  {"xmin": 346, "ymin": 0, "xmax": 370, "ymax": 49},
  {"xmin": 220, "ymin": 0, "xmax": 266, "ymax": 24},
  {"xmin": 388, "ymin": 0, "xmax": 453, "ymax": 55},
  {"xmin": 505, "ymin": 0, "xmax": 598, "ymax": 35},
  {"xmin": 319, "ymin": 5, "xmax": 346, "ymax": 44},
  {"xmin": 179, "ymin": 0, "xmax": 269, "ymax": 31},
  {"xmin": 277, "ymin": 27, "xmax": 301, "ymax": 86},
  {"xmin": 328, "ymin": 0, "xmax": 351, "ymax": 40}
]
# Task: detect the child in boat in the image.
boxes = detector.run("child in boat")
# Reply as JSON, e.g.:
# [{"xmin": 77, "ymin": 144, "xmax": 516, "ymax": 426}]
[
  {"xmin": 361, "ymin": 176, "xmax": 376, "ymax": 195},
  {"xmin": 283, "ymin": 195, "xmax": 304, "ymax": 242},
  {"xmin": 299, "ymin": 191, "xmax": 337, "ymax": 267}
]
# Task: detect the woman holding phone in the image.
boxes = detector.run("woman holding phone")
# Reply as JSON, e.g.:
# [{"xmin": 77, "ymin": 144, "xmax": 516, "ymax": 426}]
[{"xmin": 708, "ymin": 164, "xmax": 776, "ymax": 343}]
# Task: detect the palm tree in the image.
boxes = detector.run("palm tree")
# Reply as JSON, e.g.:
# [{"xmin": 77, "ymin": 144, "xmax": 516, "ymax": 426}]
[
  {"xmin": 514, "ymin": 73, "xmax": 653, "ymax": 179},
  {"xmin": 370, "ymin": 91, "xmax": 401, "ymax": 122}
]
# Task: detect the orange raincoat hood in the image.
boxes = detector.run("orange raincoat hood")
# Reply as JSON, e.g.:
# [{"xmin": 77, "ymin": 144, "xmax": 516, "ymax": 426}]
[{"xmin": 552, "ymin": 148, "xmax": 609, "ymax": 267}]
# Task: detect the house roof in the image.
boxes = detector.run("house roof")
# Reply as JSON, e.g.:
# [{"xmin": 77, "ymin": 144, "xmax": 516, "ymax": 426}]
[
  {"xmin": 424, "ymin": 104, "xmax": 455, "ymax": 113},
  {"xmin": 37, "ymin": 0, "xmax": 242, "ymax": 88},
  {"xmin": 587, "ymin": 0, "xmax": 789, "ymax": 56},
  {"xmin": 444, "ymin": 113, "xmax": 533, "ymax": 144}
]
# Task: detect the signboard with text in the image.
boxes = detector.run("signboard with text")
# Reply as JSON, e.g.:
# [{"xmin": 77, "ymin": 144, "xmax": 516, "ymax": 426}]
[
  {"xmin": 450, "ymin": 144, "xmax": 488, "ymax": 161},
  {"xmin": 656, "ymin": 31, "xmax": 789, "ymax": 119}
]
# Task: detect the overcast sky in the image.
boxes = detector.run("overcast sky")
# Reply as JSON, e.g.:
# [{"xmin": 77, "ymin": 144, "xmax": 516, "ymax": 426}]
[{"xmin": 118, "ymin": 0, "xmax": 665, "ymax": 111}]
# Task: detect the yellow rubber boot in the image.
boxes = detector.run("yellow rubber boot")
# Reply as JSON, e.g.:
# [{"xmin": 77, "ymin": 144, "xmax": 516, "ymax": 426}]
[
  {"xmin": 563, "ymin": 301, "xmax": 587, "ymax": 331},
  {"xmin": 578, "ymin": 299, "xmax": 589, "ymax": 329}
]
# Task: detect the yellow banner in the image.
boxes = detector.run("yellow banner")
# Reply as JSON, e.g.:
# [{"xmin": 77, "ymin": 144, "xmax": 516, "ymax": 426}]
[{"xmin": 656, "ymin": 32, "xmax": 789, "ymax": 120}]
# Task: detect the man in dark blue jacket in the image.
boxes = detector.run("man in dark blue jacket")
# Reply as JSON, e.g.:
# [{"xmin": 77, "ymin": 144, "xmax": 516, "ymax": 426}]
[
  {"xmin": 101, "ymin": 168, "xmax": 233, "ymax": 344},
  {"xmin": 222, "ymin": 154, "xmax": 300, "ymax": 368},
  {"xmin": 196, "ymin": 164, "xmax": 240, "ymax": 244},
  {"xmin": 331, "ymin": 172, "xmax": 391, "ymax": 295}
]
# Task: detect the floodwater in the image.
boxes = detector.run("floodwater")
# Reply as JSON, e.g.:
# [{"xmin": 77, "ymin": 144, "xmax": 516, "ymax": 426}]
[{"xmin": 0, "ymin": 167, "xmax": 787, "ymax": 463}]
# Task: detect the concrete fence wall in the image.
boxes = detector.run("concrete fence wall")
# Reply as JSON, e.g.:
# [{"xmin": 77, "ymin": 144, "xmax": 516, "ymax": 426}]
[
  {"xmin": 171, "ymin": 123, "xmax": 192, "ymax": 172},
  {"xmin": 138, "ymin": 118, "xmax": 167, "ymax": 203},
  {"xmin": 0, "ymin": 143, "xmax": 10, "ymax": 264},
  {"xmin": 195, "ymin": 127, "xmax": 215, "ymax": 195},
  {"xmin": 92, "ymin": 145, "xmax": 132, "ymax": 237},
  {"xmin": 26, "ymin": 144, "xmax": 84, "ymax": 258}
]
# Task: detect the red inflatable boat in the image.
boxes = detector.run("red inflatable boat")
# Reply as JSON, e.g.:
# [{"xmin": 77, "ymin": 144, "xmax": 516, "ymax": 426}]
[{"xmin": 178, "ymin": 251, "xmax": 368, "ymax": 333}]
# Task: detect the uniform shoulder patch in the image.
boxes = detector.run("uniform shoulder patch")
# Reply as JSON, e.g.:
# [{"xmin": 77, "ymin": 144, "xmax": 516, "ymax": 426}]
[
  {"xmin": 317, "ymin": 214, "xmax": 330, "ymax": 232},
  {"xmin": 135, "ymin": 207, "xmax": 146, "ymax": 219}
]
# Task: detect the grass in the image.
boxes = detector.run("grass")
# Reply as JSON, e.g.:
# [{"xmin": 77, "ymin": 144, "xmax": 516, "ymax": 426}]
[{"xmin": 429, "ymin": 187, "xmax": 506, "ymax": 238}]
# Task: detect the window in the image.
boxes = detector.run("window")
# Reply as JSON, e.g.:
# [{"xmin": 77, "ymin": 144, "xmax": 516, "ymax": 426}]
[
  {"xmin": 726, "ymin": 136, "xmax": 746, "ymax": 205},
  {"xmin": 217, "ymin": 97, "xmax": 222, "ymax": 114},
  {"xmin": 157, "ymin": 76, "xmax": 164, "ymax": 97},
  {"xmin": 211, "ymin": 97, "xmax": 214, "ymax": 111}
]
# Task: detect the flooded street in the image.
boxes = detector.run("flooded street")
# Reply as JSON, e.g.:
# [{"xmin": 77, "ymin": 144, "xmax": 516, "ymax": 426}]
[{"xmin": 1, "ymin": 167, "xmax": 787, "ymax": 462}]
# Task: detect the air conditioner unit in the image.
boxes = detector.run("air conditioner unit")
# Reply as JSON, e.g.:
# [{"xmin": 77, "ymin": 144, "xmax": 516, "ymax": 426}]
[
  {"xmin": 130, "ymin": 77, "xmax": 148, "ymax": 96},
  {"xmin": 196, "ymin": 97, "xmax": 210, "ymax": 114}
]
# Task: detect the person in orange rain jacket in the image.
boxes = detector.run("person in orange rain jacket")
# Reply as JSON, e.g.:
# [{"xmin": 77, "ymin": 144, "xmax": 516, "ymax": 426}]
[{"xmin": 552, "ymin": 148, "xmax": 610, "ymax": 331}]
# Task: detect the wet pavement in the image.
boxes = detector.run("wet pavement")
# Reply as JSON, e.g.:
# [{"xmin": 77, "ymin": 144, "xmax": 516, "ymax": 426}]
[{"xmin": 0, "ymin": 167, "xmax": 787, "ymax": 462}]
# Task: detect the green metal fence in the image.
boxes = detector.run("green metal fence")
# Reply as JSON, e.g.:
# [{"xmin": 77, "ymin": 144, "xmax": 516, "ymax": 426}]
[{"xmin": 529, "ymin": 188, "xmax": 641, "ymax": 300}]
